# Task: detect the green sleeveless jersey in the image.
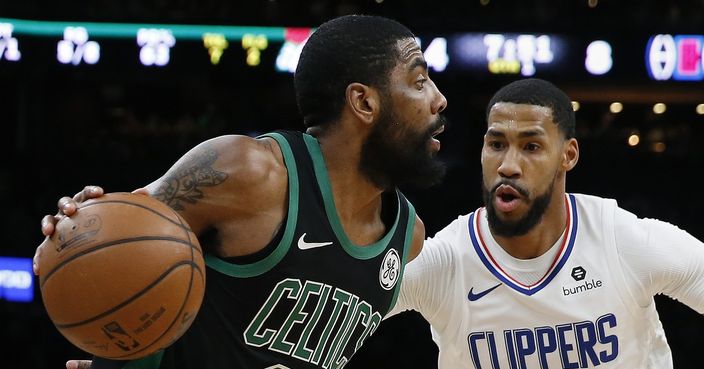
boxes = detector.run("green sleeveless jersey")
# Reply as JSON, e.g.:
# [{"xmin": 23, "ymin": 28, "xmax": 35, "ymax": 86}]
[{"xmin": 93, "ymin": 130, "xmax": 416, "ymax": 369}]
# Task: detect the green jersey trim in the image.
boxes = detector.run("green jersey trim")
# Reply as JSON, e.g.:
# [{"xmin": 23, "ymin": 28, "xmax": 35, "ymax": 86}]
[
  {"xmin": 387, "ymin": 198, "xmax": 416, "ymax": 315},
  {"xmin": 205, "ymin": 132, "xmax": 299, "ymax": 278},
  {"xmin": 122, "ymin": 350, "xmax": 164, "ymax": 369},
  {"xmin": 302, "ymin": 134, "xmax": 399, "ymax": 260}
]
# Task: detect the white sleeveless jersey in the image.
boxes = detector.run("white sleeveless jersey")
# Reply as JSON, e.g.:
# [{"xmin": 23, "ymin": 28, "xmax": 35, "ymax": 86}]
[{"xmin": 393, "ymin": 193, "xmax": 677, "ymax": 369}]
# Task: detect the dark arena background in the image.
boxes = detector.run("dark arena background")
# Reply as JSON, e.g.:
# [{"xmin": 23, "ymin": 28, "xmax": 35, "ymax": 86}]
[{"xmin": 2, "ymin": 1, "xmax": 704, "ymax": 367}]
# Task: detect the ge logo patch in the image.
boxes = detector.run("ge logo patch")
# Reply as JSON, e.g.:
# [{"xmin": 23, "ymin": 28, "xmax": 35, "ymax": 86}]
[
  {"xmin": 571, "ymin": 266, "xmax": 587, "ymax": 281},
  {"xmin": 379, "ymin": 249, "xmax": 400, "ymax": 290}
]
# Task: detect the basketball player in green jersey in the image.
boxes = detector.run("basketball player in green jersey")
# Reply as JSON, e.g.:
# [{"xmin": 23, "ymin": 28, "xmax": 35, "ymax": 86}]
[{"xmin": 33, "ymin": 15, "xmax": 448, "ymax": 369}]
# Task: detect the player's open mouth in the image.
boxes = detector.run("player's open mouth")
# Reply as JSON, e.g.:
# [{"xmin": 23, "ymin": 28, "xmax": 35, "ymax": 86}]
[
  {"xmin": 431, "ymin": 125, "xmax": 445, "ymax": 138},
  {"xmin": 494, "ymin": 185, "xmax": 522, "ymax": 212},
  {"xmin": 429, "ymin": 125, "xmax": 444, "ymax": 151}
]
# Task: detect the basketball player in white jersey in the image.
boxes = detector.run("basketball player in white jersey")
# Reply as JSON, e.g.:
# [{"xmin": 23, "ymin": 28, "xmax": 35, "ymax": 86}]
[{"xmin": 390, "ymin": 78, "xmax": 704, "ymax": 369}]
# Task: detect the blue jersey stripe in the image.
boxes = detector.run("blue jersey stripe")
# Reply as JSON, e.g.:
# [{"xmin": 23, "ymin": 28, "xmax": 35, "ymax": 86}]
[{"xmin": 468, "ymin": 194, "xmax": 579, "ymax": 296}]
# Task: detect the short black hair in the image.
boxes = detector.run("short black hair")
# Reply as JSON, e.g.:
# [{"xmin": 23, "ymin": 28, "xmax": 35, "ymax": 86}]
[
  {"xmin": 486, "ymin": 78, "xmax": 576, "ymax": 139},
  {"xmin": 294, "ymin": 14, "xmax": 415, "ymax": 129}
]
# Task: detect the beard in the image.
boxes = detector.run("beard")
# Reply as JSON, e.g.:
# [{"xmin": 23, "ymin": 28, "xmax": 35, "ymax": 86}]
[
  {"xmin": 482, "ymin": 177, "xmax": 555, "ymax": 237},
  {"xmin": 360, "ymin": 102, "xmax": 447, "ymax": 190}
]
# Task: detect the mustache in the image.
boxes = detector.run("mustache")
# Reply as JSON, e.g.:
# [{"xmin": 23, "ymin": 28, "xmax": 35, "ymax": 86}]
[
  {"xmin": 425, "ymin": 115, "xmax": 449, "ymax": 137},
  {"xmin": 491, "ymin": 179, "xmax": 530, "ymax": 198}
]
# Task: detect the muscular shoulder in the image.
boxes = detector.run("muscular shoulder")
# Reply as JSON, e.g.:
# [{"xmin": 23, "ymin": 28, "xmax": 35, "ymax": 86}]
[
  {"xmin": 146, "ymin": 134, "xmax": 288, "ymax": 231},
  {"xmin": 208, "ymin": 134, "xmax": 286, "ymax": 189}
]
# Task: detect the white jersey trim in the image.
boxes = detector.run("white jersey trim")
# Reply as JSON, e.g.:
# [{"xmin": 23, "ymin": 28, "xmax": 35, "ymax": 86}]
[{"xmin": 469, "ymin": 194, "xmax": 579, "ymax": 295}]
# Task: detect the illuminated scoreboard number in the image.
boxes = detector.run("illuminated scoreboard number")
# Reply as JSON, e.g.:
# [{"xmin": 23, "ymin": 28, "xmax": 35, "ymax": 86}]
[
  {"xmin": 451, "ymin": 33, "xmax": 559, "ymax": 77},
  {"xmin": 203, "ymin": 33, "xmax": 229, "ymax": 65},
  {"xmin": 483, "ymin": 34, "xmax": 554, "ymax": 76},
  {"xmin": 647, "ymin": 34, "xmax": 704, "ymax": 81},
  {"xmin": 0, "ymin": 23, "xmax": 21, "ymax": 61},
  {"xmin": 57, "ymin": 27, "xmax": 100, "ymax": 65},
  {"xmin": 275, "ymin": 40, "xmax": 303, "ymax": 73},
  {"xmin": 137, "ymin": 28, "xmax": 175, "ymax": 67},
  {"xmin": 275, "ymin": 28, "xmax": 311, "ymax": 73},
  {"xmin": 584, "ymin": 40, "xmax": 613, "ymax": 76},
  {"xmin": 417, "ymin": 37, "xmax": 449, "ymax": 72},
  {"xmin": 242, "ymin": 34, "xmax": 268, "ymax": 67}
]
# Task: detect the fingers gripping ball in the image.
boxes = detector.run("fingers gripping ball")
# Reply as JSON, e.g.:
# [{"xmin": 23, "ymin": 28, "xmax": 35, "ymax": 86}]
[{"xmin": 39, "ymin": 192, "xmax": 205, "ymax": 360}]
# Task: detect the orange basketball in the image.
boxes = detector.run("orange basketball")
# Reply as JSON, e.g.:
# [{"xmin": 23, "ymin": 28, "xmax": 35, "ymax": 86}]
[{"xmin": 38, "ymin": 192, "xmax": 205, "ymax": 360}]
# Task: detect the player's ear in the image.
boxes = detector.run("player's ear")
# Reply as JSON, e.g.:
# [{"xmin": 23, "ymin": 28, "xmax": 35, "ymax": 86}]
[
  {"xmin": 563, "ymin": 138, "xmax": 579, "ymax": 171},
  {"xmin": 346, "ymin": 83, "xmax": 379, "ymax": 126}
]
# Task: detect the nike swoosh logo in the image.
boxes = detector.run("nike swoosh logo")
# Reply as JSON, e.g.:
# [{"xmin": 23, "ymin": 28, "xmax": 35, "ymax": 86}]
[
  {"xmin": 297, "ymin": 233, "xmax": 334, "ymax": 250},
  {"xmin": 467, "ymin": 283, "xmax": 502, "ymax": 301}
]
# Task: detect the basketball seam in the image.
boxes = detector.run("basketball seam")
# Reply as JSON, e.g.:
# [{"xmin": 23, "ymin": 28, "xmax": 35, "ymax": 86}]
[
  {"xmin": 106, "ymin": 263, "xmax": 205, "ymax": 360},
  {"xmin": 109, "ymin": 214, "xmax": 203, "ymax": 359},
  {"xmin": 80, "ymin": 199, "xmax": 192, "ymax": 232},
  {"xmin": 53, "ymin": 260, "xmax": 204, "ymax": 329},
  {"xmin": 45, "ymin": 195, "xmax": 205, "ymax": 360},
  {"xmin": 40, "ymin": 236, "xmax": 201, "ymax": 288},
  {"xmin": 85, "ymin": 264, "xmax": 204, "ymax": 360},
  {"xmin": 111, "ymin": 263, "xmax": 204, "ymax": 359}
]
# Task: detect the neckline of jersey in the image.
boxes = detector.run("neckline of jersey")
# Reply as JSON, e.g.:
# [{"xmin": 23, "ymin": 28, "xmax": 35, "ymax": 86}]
[{"xmin": 303, "ymin": 133, "xmax": 399, "ymax": 260}]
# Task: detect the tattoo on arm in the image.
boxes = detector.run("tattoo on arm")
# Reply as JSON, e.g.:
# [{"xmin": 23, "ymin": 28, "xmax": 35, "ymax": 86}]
[{"xmin": 152, "ymin": 149, "xmax": 228, "ymax": 210}]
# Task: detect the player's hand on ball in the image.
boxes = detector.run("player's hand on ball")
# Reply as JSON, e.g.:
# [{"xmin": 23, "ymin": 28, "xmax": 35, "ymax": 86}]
[
  {"xmin": 32, "ymin": 186, "xmax": 150, "ymax": 276},
  {"xmin": 66, "ymin": 360, "xmax": 92, "ymax": 369},
  {"xmin": 34, "ymin": 186, "xmax": 104, "ymax": 275},
  {"xmin": 45, "ymin": 185, "xmax": 105, "ymax": 233},
  {"xmin": 38, "ymin": 192, "xmax": 204, "ymax": 359}
]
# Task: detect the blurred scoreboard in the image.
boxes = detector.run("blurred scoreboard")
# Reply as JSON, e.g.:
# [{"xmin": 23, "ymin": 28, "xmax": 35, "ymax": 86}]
[
  {"xmin": 0, "ymin": 257, "xmax": 33, "ymax": 303},
  {"xmin": 646, "ymin": 34, "xmax": 704, "ymax": 81},
  {"xmin": 1, "ymin": 17, "xmax": 703, "ymax": 83}
]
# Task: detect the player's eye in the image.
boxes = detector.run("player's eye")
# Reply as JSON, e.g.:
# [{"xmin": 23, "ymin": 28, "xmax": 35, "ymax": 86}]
[
  {"xmin": 488, "ymin": 141, "xmax": 505, "ymax": 150},
  {"xmin": 525, "ymin": 143, "xmax": 540, "ymax": 152},
  {"xmin": 415, "ymin": 77, "xmax": 427, "ymax": 90}
]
